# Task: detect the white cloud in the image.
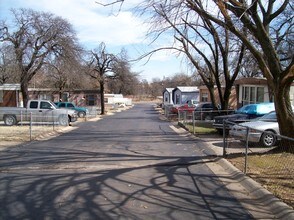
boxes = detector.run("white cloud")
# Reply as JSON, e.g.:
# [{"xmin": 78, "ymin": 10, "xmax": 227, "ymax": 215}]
[
  {"xmin": 0, "ymin": 0, "xmax": 184, "ymax": 81},
  {"xmin": 76, "ymin": 11, "xmax": 147, "ymax": 46},
  {"xmin": 1, "ymin": 0, "xmax": 148, "ymax": 47}
]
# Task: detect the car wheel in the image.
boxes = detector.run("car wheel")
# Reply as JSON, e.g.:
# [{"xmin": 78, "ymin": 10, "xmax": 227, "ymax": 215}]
[
  {"xmin": 260, "ymin": 131, "xmax": 276, "ymax": 147},
  {"xmin": 4, "ymin": 115, "xmax": 17, "ymax": 126},
  {"xmin": 58, "ymin": 115, "xmax": 69, "ymax": 126},
  {"xmin": 78, "ymin": 111, "xmax": 86, "ymax": 118}
]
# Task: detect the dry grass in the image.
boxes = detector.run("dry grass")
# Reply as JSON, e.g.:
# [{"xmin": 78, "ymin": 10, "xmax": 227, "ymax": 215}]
[
  {"xmin": 0, "ymin": 117, "xmax": 91, "ymax": 143},
  {"xmin": 228, "ymin": 153, "xmax": 294, "ymax": 208},
  {"xmin": 0, "ymin": 125, "xmax": 59, "ymax": 142}
]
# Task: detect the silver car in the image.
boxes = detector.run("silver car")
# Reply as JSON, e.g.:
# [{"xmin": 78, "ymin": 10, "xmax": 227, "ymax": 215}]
[{"xmin": 230, "ymin": 111, "xmax": 279, "ymax": 147}]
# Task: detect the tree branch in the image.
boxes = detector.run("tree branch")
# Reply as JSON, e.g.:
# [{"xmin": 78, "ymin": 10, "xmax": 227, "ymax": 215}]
[{"xmin": 95, "ymin": 0, "xmax": 124, "ymax": 7}]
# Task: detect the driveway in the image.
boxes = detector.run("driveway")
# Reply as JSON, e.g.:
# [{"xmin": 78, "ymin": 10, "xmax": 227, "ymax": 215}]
[{"xmin": 0, "ymin": 103, "xmax": 279, "ymax": 219}]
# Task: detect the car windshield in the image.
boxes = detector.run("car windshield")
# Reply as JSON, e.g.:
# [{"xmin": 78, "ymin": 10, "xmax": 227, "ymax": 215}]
[
  {"xmin": 235, "ymin": 103, "xmax": 275, "ymax": 115},
  {"xmin": 259, "ymin": 111, "xmax": 277, "ymax": 122}
]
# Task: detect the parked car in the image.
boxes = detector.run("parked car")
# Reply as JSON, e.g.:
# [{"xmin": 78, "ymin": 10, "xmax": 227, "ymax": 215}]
[
  {"xmin": 230, "ymin": 111, "xmax": 279, "ymax": 147},
  {"xmin": 0, "ymin": 100, "xmax": 77, "ymax": 126},
  {"xmin": 170, "ymin": 99, "xmax": 199, "ymax": 114},
  {"xmin": 213, "ymin": 102, "xmax": 275, "ymax": 134},
  {"xmin": 187, "ymin": 99, "xmax": 199, "ymax": 107},
  {"xmin": 170, "ymin": 103, "xmax": 196, "ymax": 114},
  {"xmin": 194, "ymin": 102, "xmax": 219, "ymax": 120},
  {"xmin": 54, "ymin": 102, "xmax": 89, "ymax": 118}
]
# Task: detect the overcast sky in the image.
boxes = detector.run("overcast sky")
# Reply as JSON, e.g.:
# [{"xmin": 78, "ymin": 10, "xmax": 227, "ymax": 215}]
[{"xmin": 0, "ymin": 0, "xmax": 189, "ymax": 82}]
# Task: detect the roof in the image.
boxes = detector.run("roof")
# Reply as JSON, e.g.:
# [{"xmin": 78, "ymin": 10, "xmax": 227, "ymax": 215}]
[
  {"xmin": 105, "ymin": 94, "xmax": 123, "ymax": 98},
  {"xmin": 234, "ymin": 77, "xmax": 268, "ymax": 85},
  {"xmin": 174, "ymin": 86, "xmax": 199, "ymax": 93},
  {"xmin": 0, "ymin": 84, "xmax": 21, "ymax": 90},
  {"xmin": 163, "ymin": 88, "xmax": 174, "ymax": 93}
]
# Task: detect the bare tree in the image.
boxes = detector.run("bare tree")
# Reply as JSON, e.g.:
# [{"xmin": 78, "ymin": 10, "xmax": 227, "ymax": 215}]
[
  {"xmin": 0, "ymin": 8, "xmax": 79, "ymax": 106},
  {"xmin": 0, "ymin": 43, "xmax": 19, "ymax": 84},
  {"xmin": 139, "ymin": 1, "xmax": 245, "ymax": 110},
  {"xmin": 100, "ymin": 0, "xmax": 294, "ymax": 142},
  {"xmin": 185, "ymin": 0, "xmax": 294, "ymax": 145},
  {"xmin": 87, "ymin": 42, "xmax": 117, "ymax": 115},
  {"xmin": 43, "ymin": 45, "xmax": 86, "ymax": 98},
  {"xmin": 239, "ymin": 53, "xmax": 263, "ymax": 78},
  {"xmin": 108, "ymin": 63, "xmax": 140, "ymax": 95}
]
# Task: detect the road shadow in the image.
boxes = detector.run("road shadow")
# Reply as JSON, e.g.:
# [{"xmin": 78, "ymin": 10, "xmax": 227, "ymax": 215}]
[{"xmin": 0, "ymin": 104, "xmax": 262, "ymax": 219}]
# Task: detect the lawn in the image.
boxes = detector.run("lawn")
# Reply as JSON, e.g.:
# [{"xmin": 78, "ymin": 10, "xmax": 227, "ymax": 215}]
[{"xmin": 179, "ymin": 121, "xmax": 218, "ymax": 134}]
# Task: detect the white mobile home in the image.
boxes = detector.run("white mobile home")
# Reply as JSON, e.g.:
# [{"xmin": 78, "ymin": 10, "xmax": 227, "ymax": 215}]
[
  {"xmin": 172, "ymin": 86, "xmax": 199, "ymax": 105},
  {"xmin": 163, "ymin": 88, "xmax": 174, "ymax": 106}
]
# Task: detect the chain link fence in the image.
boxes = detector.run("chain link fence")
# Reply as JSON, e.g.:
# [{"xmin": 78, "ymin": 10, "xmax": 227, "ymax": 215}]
[
  {"xmin": 162, "ymin": 104, "xmax": 293, "ymax": 207},
  {"xmin": 163, "ymin": 104, "xmax": 178, "ymax": 120},
  {"xmin": 175, "ymin": 108, "xmax": 233, "ymax": 134},
  {"xmin": 223, "ymin": 120, "xmax": 294, "ymax": 208},
  {"xmin": 0, "ymin": 107, "xmax": 100, "ymax": 142}
]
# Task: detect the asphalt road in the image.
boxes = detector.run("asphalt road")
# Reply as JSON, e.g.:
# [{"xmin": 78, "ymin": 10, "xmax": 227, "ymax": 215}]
[{"xmin": 0, "ymin": 103, "xmax": 275, "ymax": 219}]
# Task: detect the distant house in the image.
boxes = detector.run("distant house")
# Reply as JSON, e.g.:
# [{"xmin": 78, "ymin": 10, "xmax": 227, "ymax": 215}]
[
  {"xmin": 29, "ymin": 88, "xmax": 101, "ymax": 107},
  {"xmin": 0, "ymin": 84, "xmax": 22, "ymax": 107},
  {"xmin": 161, "ymin": 77, "xmax": 293, "ymax": 110},
  {"xmin": 0, "ymin": 83, "xmax": 101, "ymax": 107},
  {"xmin": 104, "ymin": 94, "xmax": 132, "ymax": 106},
  {"xmin": 235, "ymin": 77, "xmax": 294, "ymax": 108},
  {"xmin": 198, "ymin": 85, "xmax": 237, "ymax": 109},
  {"xmin": 172, "ymin": 86, "xmax": 199, "ymax": 105},
  {"xmin": 234, "ymin": 78, "xmax": 271, "ymax": 109},
  {"xmin": 162, "ymin": 88, "xmax": 174, "ymax": 106}
]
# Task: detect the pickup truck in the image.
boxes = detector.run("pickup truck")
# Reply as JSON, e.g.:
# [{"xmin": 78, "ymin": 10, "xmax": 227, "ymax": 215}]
[{"xmin": 0, "ymin": 100, "xmax": 78, "ymax": 126}]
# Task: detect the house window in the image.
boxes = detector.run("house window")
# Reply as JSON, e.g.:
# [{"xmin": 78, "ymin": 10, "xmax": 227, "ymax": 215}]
[
  {"xmin": 201, "ymin": 92, "xmax": 209, "ymax": 102},
  {"xmin": 256, "ymin": 87, "xmax": 264, "ymax": 102},
  {"xmin": 242, "ymin": 86, "xmax": 264, "ymax": 105},
  {"xmin": 0, "ymin": 90, "xmax": 3, "ymax": 103},
  {"xmin": 86, "ymin": 94, "xmax": 96, "ymax": 106}
]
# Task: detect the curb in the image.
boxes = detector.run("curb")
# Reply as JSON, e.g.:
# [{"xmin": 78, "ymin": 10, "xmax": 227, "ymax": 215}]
[{"xmin": 218, "ymin": 158, "xmax": 294, "ymax": 219}]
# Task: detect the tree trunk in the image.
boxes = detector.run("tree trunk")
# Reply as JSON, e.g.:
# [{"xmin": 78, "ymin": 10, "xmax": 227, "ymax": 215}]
[
  {"xmin": 207, "ymin": 85, "xmax": 217, "ymax": 109},
  {"xmin": 20, "ymin": 82, "xmax": 29, "ymax": 108},
  {"xmin": 20, "ymin": 71, "xmax": 30, "ymax": 108},
  {"xmin": 274, "ymin": 84, "xmax": 294, "ymax": 150},
  {"xmin": 100, "ymin": 80, "xmax": 105, "ymax": 115}
]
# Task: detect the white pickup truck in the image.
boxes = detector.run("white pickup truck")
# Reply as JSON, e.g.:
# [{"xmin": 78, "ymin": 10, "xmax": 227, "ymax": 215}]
[{"xmin": 0, "ymin": 100, "xmax": 78, "ymax": 126}]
